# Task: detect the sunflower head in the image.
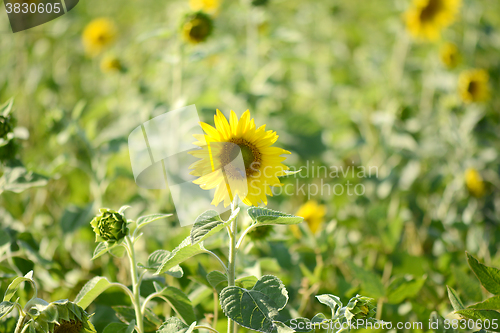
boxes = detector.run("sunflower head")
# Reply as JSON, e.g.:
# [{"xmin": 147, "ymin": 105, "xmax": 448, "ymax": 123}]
[
  {"xmin": 22, "ymin": 299, "xmax": 96, "ymax": 333},
  {"xmin": 458, "ymin": 69, "xmax": 490, "ymax": 103},
  {"xmin": 465, "ymin": 168, "xmax": 485, "ymax": 198},
  {"xmin": 189, "ymin": 0, "xmax": 220, "ymax": 15},
  {"xmin": 295, "ymin": 200, "xmax": 326, "ymax": 234},
  {"xmin": 344, "ymin": 295, "xmax": 376, "ymax": 322},
  {"xmin": 100, "ymin": 55, "xmax": 124, "ymax": 73},
  {"xmin": 405, "ymin": 0, "xmax": 461, "ymax": 40},
  {"xmin": 82, "ymin": 18, "xmax": 117, "ymax": 56},
  {"xmin": 182, "ymin": 12, "xmax": 214, "ymax": 44},
  {"xmin": 440, "ymin": 42, "xmax": 460, "ymax": 68},
  {"xmin": 189, "ymin": 110, "xmax": 290, "ymax": 207},
  {"xmin": 90, "ymin": 208, "xmax": 129, "ymax": 244}
]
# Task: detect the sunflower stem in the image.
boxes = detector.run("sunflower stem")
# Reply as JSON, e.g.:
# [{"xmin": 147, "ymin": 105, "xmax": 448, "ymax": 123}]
[
  {"xmin": 125, "ymin": 236, "xmax": 144, "ymax": 333},
  {"xmin": 227, "ymin": 196, "xmax": 239, "ymax": 333},
  {"xmin": 13, "ymin": 312, "xmax": 25, "ymax": 333}
]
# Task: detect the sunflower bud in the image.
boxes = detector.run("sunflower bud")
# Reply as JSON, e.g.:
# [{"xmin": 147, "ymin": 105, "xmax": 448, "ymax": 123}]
[
  {"xmin": 251, "ymin": 0, "xmax": 269, "ymax": 6},
  {"xmin": 343, "ymin": 295, "xmax": 376, "ymax": 322},
  {"xmin": 22, "ymin": 299, "xmax": 96, "ymax": 333},
  {"xmin": 182, "ymin": 12, "xmax": 213, "ymax": 44},
  {"xmin": 90, "ymin": 208, "xmax": 129, "ymax": 244},
  {"xmin": 0, "ymin": 115, "xmax": 13, "ymax": 140}
]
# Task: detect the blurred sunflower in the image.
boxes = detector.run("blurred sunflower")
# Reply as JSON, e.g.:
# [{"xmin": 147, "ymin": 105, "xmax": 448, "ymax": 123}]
[
  {"xmin": 291, "ymin": 200, "xmax": 326, "ymax": 237},
  {"xmin": 182, "ymin": 12, "xmax": 213, "ymax": 44},
  {"xmin": 82, "ymin": 18, "xmax": 117, "ymax": 56},
  {"xmin": 189, "ymin": 0, "xmax": 220, "ymax": 15},
  {"xmin": 405, "ymin": 0, "xmax": 461, "ymax": 40},
  {"xmin": 465, "ymin": 168, "xmax": 485, "ymax": 198},
  {"xmin": 440, "ymin": 42, "xmax": 460, "ymax": 68},
  {"xmin": 100, "ymin": 55, "xmax": 123, "ymax": 73},
  {"xmin": 458, "ymin": 69, "xmax": 490, "ymax": 103},
  {"xmin": 189, "ymin": 110, "xmax": 290, "ymax": 207}
]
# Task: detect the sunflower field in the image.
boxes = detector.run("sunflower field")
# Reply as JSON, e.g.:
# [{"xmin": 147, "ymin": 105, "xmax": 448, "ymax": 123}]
[{"xmin": 1, "ymin": 0, "xmax": 500, "ymax": 332}]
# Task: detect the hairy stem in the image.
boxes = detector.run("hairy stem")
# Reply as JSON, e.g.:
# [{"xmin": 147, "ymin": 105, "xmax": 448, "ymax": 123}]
[
  {"xmin": 227, "ymin": 197, "xmax": 239, "ymax": 333},
  {"xmin": 126, "ymin": 236, "xmax": 144, "ymax": 333}
]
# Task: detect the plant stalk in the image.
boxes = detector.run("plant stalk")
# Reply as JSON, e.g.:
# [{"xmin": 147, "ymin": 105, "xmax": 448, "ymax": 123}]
[
  {"xmin": 227, "ymin": 197, "xmax": 239, "ymax": 333},
  {"xmin": 126, "ymin": 237, "xmax": 144, "ymax": 333}
]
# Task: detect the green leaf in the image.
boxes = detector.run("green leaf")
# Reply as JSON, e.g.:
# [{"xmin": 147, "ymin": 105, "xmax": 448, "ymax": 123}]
[
  {"xmin": 467, "ymin": 253, "xmax": 500, "ymax": 295},
  {"xmin": 190, "ymin": 208, "xmax": 239, "ymax": 244},
  {"xmin": 3, "ymin": 271, "xmax": 36, "ymax": 302},
  {"xmin": 112, "ymin": 306, "xmax": 161, "ymax": 331},
  {"xmin": 207, "ymin": 271, "xmax": 227, "ymax": 293},
  {"xmin": 153, "ymin": 286, "xmax": 196, "ymax": 325},
  {"xmin": 136, "ymin": 213, "xmax": 172, "ymax": 231},
  {"xmin": 0, "ymin": 161, "xmax": 48, "ymax": 193},
  {"xmin": 0, "ymin": 301, "xmax": 15, "ymax": 320},
  {"xmin": 247, "ymin": 207, "xmax": 303, "ymax": 226},
  {"xmin": 92, "ymin": 242, "xmax": 121, "ymax": 260},
  {"xmin": 451, "ymin": 265, "xmax": 483, "ymax": 302},
  {"xmin": 75, "ymin": 276, "xmax": 114, "ymax": 310},
  {"xmin": 102, "ymin": 321, "xmax": 135, "ymax": 333},
  {"xmin": 155, "ymin": 237, "xmax": 204, "ymax": 275},
  {"xmin": 0, "ymin": 98, "xmax": 13, "ymax": 117},
  {"xmin": 220, "ymin": 275, "xmax": 288, "ymax": 333},
  {"xmin": 157, "ymin": 317, "xmax": 196, "ymax": 333},
  {"xmin": 467, "ymin": 296, "xmax": 500, "ymax": 311},
  {"xmin": 447, "ymin": 286, "xmax": 465, "ymax": 311},
  {"xmin": 315, "ymin": 294, "xmax": 342, "ymax": 313},
  {"xmin": 138, "ymin": 250, "xmax": 184, "ymax": 278},
  {"xmin": 386, "ymin": 276, "xmax": 426, "ymax": 304},
  {"xmin": 236, "ymin": 276, "xmax": 259, "ymax": 290},
  {"xmin": 455, "ymin": 309, "xmax": 500, "ymax": 332},
  {"xmin": 346, "ymin": 261, "xmax": 385, "ymax": 298}
]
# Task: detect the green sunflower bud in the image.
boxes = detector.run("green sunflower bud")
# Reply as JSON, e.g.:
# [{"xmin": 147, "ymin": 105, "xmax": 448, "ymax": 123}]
[
  {"xmin": 181, "ymin": 12, "xmax": 213, "ymax": 44},
  {"xmin": 0, "ymin": 115, "xmax": 13, "ymax": 139},
  {"xmin": 248, "ymin": 225, "xmax": 273, "ymax": 240},
  {"xmin": 343, "ymin": 295, "xmax": 376, "ymax": 322},
  {"xmin": 90, "ymin": 208, "xmax": 129, "ymax": 244},
  {"xmin": 22, "ymin": 299, "xmax": 96, "ymax": 333}
]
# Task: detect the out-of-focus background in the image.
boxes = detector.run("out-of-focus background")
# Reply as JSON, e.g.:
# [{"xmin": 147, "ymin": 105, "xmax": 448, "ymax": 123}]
[{"xmin": 1, "ymin": 0, "xmax": 500, "ymax": 332}]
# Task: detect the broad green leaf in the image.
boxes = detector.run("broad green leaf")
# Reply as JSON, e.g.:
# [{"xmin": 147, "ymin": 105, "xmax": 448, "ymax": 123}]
[
  {"xmin": 157, "ymin": 317, "xmax": 196, "ymax": 333},
  {"xmin": 0, "ymin": 161, "xmax": 48, "ymax": 193},
  {"xmin": 75, "ymin": 276, "xmax": 114, "ymax": 310},
  {"xmin": 207, "ymin": 271, "xmax": 227, "ymax": 293},
  {"xmin": 112, "ymin": 306, "xmax": 161, "ymax": 331},
  {"xmin": 3, "ymin": 271, "xmax": 36, "ymax": 302},
  {"xmin": 138, "ymin": 250, "xmax": 184, "ymax": 278},
  {"xmin": 102, "ymin": 321, "xmax": 135, "ymax": 333},
  {"xmin": 220, "ymin": 275, "xmax": 288, "ymax": 333},
  {"xmin": 154, "ymin": 286, "xmax": 196, "ymax": 325},
  {"xmin": 0, "ymin": 301, "xmax": 15, "ymax": 320},
  {"xmin": 467, "ymin": 296, "xmax": 500, "ymax": 311},
  {"xmin": 386, "ymin": 276, "xmax": 426, "ymax": 304},
  {"xmin": 467, "ymin": 253, "xmax": 500, "ymax": 295},
  {"xmin": 92, "ymin": 242, "xmax": 114, "ymax": 260},
  {"xmin": 315, "ymin": 294, "xmax": 342, "ymax": 313},
  {"xmin": 136, "ymin": 213, "xmax": 172, "ymax": 231},
  {"xmin": 236, "ymin": 276, "xmax": 259, "ymax": 290},
  {"xmin": 346, "ymin": 261, "xmax": 385, "ymax": 298},
  {"xmin": 247, "ymin": 207, "xmax": 303, "ymax": 226},
  {"xmin": 190, "ymin": 208, "xmax": 239, "ymax": 244},
  {"xmin": 455, "ymin": 309, "xmax": 500, "ymax": 332},
  {"xmin": 311, "ymin": 313, "xmax": 328, "ymax": 323},
  {"xmin": 447, "ymin": 286, "xmax": 465, "ymax": 311},
  {"xmin": 155, "ymin": 237, "xmax": 204, "ymax": 275}
]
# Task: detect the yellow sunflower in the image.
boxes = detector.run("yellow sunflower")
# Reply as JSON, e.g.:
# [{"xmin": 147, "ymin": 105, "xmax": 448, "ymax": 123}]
[
  {"xmin": 458, "ymin": 69, "xmax": 490, "ymax": 103},
  {"xmin": 189, "ymin": 110, "xmax": 290, "ymax": 207},
  {"xmin": 182, "ymin": 12, "xmax": 213, "ymax": 44},
  {"xmin": 100, "ymin": 55, "xmax": 123, "ymax": 73},
  {"xmin": 82, "ymin": 18, "xmax": 117, "ymax": 56},
  {"xmin": 189, "ymin": 0, "xmax": 220, "ymax": 15},
  {"xmin": 465, "ymin": 168, "xmax": 485, "ymax": 198},
  {"xmin": 405, "ymin": 0, "xmax": 461, "ymax": 41},
  {"xmin": 292, "ymin": 200, "xmax": 326, "ymax": 236},
  {"xmin": 440, "ymin": 42, "xmax": 460, "ymax": 68}
]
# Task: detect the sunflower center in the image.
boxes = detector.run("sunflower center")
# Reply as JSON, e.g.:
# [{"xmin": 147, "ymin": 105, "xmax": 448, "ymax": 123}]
[
  {"xmin": 54, "ymin": 319, "xmax": 83, "ymax": 333},
  {"xmin": 220, "ymin": 139, "xmax": 261, "ymax": 178},
  {"xmin": 190, "ymin": 20, "xmax": 209, "ymax": 40},
  {"xmin": 419, "ymin": 0, "xmax": 442, "ymax": 22},
  {"xmin": 467, "ymin": 80, "xmax": 479, "ymax": 97}
]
